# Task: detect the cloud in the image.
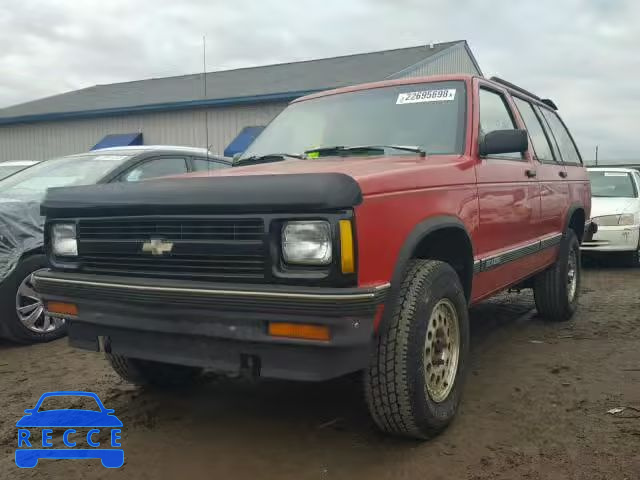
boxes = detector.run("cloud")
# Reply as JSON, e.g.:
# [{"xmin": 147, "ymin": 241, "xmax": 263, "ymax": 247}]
[{"xmin": 0, "ymin": 0, "xmax": 638, "ymax": 160}]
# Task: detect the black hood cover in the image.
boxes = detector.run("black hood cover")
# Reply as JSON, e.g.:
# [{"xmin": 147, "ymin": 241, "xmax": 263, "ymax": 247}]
[{"xmin": 41, "ymin": 173, "xmax": 363, "ymax": 218}]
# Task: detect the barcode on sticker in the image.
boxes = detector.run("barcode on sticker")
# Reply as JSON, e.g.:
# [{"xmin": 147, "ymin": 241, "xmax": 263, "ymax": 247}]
[{"xmin": 397, "ymin": 89, "xmax": 456, "ymax": 104}]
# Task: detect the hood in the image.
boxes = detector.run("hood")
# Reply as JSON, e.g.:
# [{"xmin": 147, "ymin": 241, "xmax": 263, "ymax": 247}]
[
  {"xmin": 591, "ymin": 197, "xmax": 639, "ymax": 219},
  {"xmin": 179, "ymin": 154, "xmax": 464, "ymax": 196},
  {"xmin": 42, "ymin": 172, "xmax": 362, "ymax": 218},
  {"xmin": 0, "ymin": 199, "xmax": 44, "ymax": 282},
  {"xmin": 41, "ymin": 154, "xmax": 473, "ymax": 219}
]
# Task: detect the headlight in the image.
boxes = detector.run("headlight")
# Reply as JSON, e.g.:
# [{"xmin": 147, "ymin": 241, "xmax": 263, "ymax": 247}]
[
  {"xmin": 282, "ymin": 221, "xmax": 332, "ymax": 265},
  {"xmin": 52, "ymin": 223, "xmax": 78, "ymax": 257},
  {"xmin": 593, "ymin": 214, "xmax": 637, "ymax": 227}
]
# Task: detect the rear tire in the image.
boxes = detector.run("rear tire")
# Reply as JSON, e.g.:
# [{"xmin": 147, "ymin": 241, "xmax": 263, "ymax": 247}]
[
  {"xmin": 106, "ymin": 353, "xmax": 203, "ymax": 388},
  {"xmin": 364, "ymin": 259, "xmax": 470, "ymax": 439},
  {"xmin": 534, "ymin": 230, "xmax": 581, "ymax": 322}
]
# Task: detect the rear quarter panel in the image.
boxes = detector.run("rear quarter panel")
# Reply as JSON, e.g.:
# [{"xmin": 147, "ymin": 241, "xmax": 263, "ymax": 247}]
[{"xmin": 564, "ymin": 161, "xmax": 591, "ymax": 234}]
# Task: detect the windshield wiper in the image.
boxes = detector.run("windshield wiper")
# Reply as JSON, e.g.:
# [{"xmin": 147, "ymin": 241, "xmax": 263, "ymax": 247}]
[
  {"xmin": 304, "ymin": 145, "xmax": 426, "ymax": 157},
  {"xmin": 236, "ymin": 153, "xmax": 304, "ymax": 165}
]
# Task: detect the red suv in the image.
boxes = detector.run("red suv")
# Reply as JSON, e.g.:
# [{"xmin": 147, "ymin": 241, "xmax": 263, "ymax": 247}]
[{"xmin": 36, "ymin": 74, "xmax": 590, "ymax": 439}]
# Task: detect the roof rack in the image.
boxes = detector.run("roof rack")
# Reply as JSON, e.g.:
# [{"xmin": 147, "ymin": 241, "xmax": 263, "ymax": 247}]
[
  {"xmin": 489, "ymin": 76, "xmax": 558, "ymax": 110},
  {"xmin": 540, "ymin": 99, "xmax": 558, "ymax": 110}
]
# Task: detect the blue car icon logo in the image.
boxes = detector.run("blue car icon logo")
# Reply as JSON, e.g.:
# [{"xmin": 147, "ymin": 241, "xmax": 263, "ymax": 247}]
[{"xmin": 15, "ymin": 391, "xmax": 123, "ymax": 468}]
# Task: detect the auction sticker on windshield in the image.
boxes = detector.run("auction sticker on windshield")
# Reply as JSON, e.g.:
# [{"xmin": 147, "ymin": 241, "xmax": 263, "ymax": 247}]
[{"xmin": 396, "ymin": 89, "xmax": 456, "ymax": 104}]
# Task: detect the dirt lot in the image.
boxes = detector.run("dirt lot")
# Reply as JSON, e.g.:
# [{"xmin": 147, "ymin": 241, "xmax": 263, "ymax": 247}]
[{"xmin": 0, "ymin": 266, "xmax": 639, "ymax": 479}]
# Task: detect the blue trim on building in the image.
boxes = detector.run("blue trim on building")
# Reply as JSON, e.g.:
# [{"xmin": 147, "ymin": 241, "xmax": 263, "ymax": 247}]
[
  {"xmin": 0, "ymin": 90, "xmax": 323, "ymax": 126},
  {"xmin": 223, "ymin": 126, "xmax": 265, "ymax": 157},
  {"xmin": 92, "ymin": 132, "xmax": 143, "ymax": 150}
]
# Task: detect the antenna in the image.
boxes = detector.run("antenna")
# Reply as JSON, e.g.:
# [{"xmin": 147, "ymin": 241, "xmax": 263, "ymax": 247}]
[
  {"xmin": 595, "ymin": 145, "xmax": 599, "ymax": 166},
  {"xmin": 203, "ymin": 36, "xmax": 211, "ymax": 170}
]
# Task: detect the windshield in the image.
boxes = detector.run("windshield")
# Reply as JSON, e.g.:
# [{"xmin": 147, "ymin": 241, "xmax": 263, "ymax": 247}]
[
  {"xmin": 589, "ymin": 171, "xmax": 637, "ymax": 198},
  {"xmin": 0, "ymin": 165, "xmax": 31, "ymax": 180},
  {"xmin": 240, "ymin": 81, "xmax": 466, "ymax": 160},
  {"xmin": 0, "ymin": 154, "xmax": 131, "ymax": 201}
]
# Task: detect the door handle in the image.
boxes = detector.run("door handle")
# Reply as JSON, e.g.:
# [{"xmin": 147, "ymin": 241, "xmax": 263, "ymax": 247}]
[
  {"xmin": 559, "ymin": 171, "xmax": 568, "ymax": 178},
  {"xmin": 525, "ymin": 169, "xmax": 537, "ymax": 178}
]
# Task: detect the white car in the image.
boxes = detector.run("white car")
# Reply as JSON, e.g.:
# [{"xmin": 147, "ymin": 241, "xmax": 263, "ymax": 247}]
[
  {"xmin": 582, "ymin": 167, "xmax": 640, "ymax": 266},
  {"xmin": 0, "ymin": 160, "xmax": 40, "ymax": 181}
]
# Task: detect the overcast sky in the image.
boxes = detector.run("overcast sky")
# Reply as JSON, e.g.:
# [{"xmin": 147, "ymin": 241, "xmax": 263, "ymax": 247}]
[{"xmin": 1, "ymin": 0, "xmax": 637, "ymax": 161}]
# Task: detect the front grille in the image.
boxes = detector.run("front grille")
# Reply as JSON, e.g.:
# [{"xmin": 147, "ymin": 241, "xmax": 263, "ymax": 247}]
[
  {"xmin": 77, "ymin": 217, "xmax": 266, "ymax": 281},
  {"xmin": 78, "ymin": 218, "xmax": 264, "ymax": 241}
]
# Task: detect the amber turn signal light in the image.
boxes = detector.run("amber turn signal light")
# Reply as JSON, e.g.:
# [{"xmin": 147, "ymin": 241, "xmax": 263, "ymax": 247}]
[
  {"xmin": 268, "ymin": 322, "xmax": 330, "ymax": 341},
  {"xmin": 339, "ymin": 220, "xmax": 355, "ymax": 274},
  {"xmin": 47, "ymin": 302, "xmax": 78, "ymax": 316}
]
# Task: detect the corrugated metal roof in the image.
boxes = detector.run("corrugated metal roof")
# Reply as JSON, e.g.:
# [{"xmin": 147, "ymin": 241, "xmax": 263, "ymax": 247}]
[{"xmin": 0, "ymin": 41, "xmax": 466, "ymax": 123}]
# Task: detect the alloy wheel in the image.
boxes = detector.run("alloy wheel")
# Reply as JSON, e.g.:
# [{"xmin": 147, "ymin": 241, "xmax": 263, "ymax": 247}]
[
  {"xmin": 15, "ymin": 269, "xmax": 66, "ymax": 333},
  {"xmin": 424, "ymin": 298, "xmax": 460, "ymax": 403}
]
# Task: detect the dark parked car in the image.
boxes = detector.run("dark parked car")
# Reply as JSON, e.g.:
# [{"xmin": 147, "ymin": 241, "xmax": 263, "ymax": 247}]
[
  {"xmin": 0, "ymin": 146, "xmax": 230, "ymax": 344},
  {"xmin": 0, "ymin": 160, "xmax": 40, "ymax": 180}
]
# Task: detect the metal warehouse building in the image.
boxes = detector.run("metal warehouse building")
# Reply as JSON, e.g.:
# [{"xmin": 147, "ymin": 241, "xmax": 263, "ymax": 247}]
[{"xmin": 0, "ymin": 40, "xmax": 481, "ymax": 161}]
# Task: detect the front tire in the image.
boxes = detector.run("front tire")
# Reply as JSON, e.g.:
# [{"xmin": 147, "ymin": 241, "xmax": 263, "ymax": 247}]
[
  {"xmin": 364, "ymin": 259, "xmax": 470, "ymax": 439},
  {"xmin": 0, "ymin": 254, "xmax": 67, "ymax": 344},
  {"xmin": 106, "ymin": 353, "xmax": 203, "ymax": 388},
  {"xmin": 534, "ymin": 230, "xmax": 581, "ymax": 322}
]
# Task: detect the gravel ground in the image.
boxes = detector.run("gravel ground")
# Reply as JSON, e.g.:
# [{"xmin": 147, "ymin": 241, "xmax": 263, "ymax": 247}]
[{"xmin": 0, "ymin": 266, "xmax": 638, "ymax": 479}]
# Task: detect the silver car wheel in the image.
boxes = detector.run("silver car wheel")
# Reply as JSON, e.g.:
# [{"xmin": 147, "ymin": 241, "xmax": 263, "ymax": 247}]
[
  {"xmin": 424, "ymin": 298, "xmax": 460, "ymax": 403},
  {"xmin": 15, "ymin": 269, "xmax": 65, "ymax": 333}
]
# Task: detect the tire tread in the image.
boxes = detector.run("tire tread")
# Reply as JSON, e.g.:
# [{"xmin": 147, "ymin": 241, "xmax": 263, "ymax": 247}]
[
  {"xmin": 365, "ymin": 259, "xmax": 464, "ymax": 438},
  {"xmin": 534, "ymin": 230, "xmax": 580, "ymax": 322}
]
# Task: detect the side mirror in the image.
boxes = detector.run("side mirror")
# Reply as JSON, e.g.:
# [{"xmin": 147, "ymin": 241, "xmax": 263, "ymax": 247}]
[{"xmin": 479, "ymin": 129, "xmax": 528, "ymax": 156}]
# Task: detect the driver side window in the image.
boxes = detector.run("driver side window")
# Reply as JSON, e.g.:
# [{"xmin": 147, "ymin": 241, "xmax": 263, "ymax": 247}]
[
  {"xmin": 479, "ymin": 88, "xmax": 522, "ymax": 160},
  {"xmin": 121, "ymin": 157, "xmax": 188, "ymax": 182}
]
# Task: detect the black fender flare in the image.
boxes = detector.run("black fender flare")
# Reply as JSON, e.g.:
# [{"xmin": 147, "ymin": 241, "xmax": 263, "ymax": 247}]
[
  {"xmin": 563, "ymin": 204, "xmax": 586, "ymax": 241},
  {"xmin": 379, "ymin": 216, "xmax": 474, "ymax": 334}
]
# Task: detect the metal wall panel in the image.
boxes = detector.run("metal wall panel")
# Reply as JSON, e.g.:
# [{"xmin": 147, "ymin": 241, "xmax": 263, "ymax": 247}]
[
  {"xmin": 395, "ymin": 44, "xmax": 480, "ymax": 79},
  {"xmin": 0, "ymin": 102, "xmax": 288, "ymax": 161}
]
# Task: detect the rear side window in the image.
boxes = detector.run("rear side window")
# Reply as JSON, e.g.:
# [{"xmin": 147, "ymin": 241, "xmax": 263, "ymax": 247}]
[
  {"xmin": 513, "ymin": 98, "xmax": 555, "ymax": 163},
  {"xmin": 479, "ymin": 89, "xmax": 520, "ymax": 159},
  {"xmin": 192, "ymin": 158, "xmax": 228, "ymax": 172},
  {"xmin": 540, "ymin": 110, "xmax": 582, "ymax": 165},
  {"xmin": 122, "ymin": 157, "xmax": 188, "ymax": 182}
]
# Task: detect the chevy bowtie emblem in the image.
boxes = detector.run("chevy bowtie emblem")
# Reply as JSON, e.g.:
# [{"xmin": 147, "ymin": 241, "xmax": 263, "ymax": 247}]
[{"xmin": 141, "ymin": 238, "xmax": 174, "ymax": 256}]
